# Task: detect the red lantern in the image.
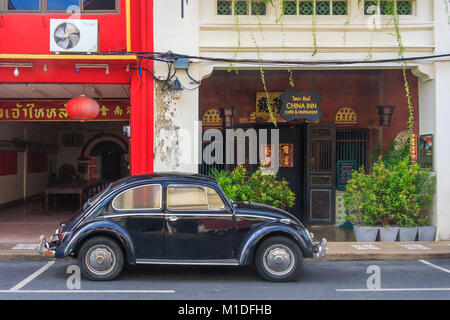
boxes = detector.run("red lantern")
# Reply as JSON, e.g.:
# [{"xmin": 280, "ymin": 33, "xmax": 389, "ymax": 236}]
[{"xmin": 66, "ymin": 95, "xmax": 100, "ymax": 122}]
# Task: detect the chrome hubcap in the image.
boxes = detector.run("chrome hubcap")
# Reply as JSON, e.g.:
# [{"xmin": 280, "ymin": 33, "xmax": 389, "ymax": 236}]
[
  {"xmin": 263, "ymin": 245, "xmax": 294, "ymax": 276},
  {"xmin": 86, "ymin": 245, "xmax": 116, "ymax": 275}
]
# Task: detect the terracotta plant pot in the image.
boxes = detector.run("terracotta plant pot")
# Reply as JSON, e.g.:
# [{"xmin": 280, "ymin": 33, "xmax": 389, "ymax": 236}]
[
  {"xmin": 417, "ymin": 226, "xmax": 436, "ymax": 241},
  {"xmin": 378, "ymin": 226, "xmax": 399, "ymax": 242},
  {"xmin": 353, "ymin": 225, "xmax": 379, "ymax": 242},
  {"xmin": 398, "ymin": 227, "xmax": 418, "ymax": 241}
]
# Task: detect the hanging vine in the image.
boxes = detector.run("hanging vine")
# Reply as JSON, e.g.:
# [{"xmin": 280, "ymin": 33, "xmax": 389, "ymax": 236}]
[{"xmin": 224, "ymin": 0, "xmax": 428, "ymax": 145}]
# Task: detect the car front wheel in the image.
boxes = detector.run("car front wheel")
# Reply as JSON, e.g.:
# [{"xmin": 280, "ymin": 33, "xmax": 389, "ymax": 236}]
[
  {"xmin": 78, "ymin": 236, "xmax": 124, "ymax": 281},
  {"xmin": 255, "ymin": 236, "xmax": 303, "ymax": 282}
]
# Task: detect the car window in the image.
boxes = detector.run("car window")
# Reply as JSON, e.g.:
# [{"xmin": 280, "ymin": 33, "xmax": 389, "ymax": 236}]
[
  {"xmin": 167, "ymin": 185, "xmax": 226, "ymax": 211},
  {"xmin": 205, "ymin": 187, "xmax": 226, "ymax": 210},
  {"xmin": 112, "ymin": 184, "xmax": 162, "ymax": 210},
  {"xmin": 167, "ymin": 186, "xmax": 208, "ymax": 210}
]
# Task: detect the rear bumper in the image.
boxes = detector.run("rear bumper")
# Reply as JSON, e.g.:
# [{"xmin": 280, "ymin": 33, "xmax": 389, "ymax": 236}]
[
  {"xmin": 312, "ymin": 238, "xmax": 327, "ymax": 259},
  {"xmin": 37, "ymin": 235, "xmax": 55, "ymax": 258}
]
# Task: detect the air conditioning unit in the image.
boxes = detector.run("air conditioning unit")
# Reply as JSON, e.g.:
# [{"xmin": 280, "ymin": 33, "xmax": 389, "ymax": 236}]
[{"xmin": 50, "ymin": 19, "xmax": 98, "ymax": 53}]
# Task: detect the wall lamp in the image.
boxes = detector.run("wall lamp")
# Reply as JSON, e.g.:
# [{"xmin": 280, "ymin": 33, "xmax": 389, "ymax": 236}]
[
  {"xmin": 168, "ymin": 78, "xmax": 183, "ymax": 100},
  {"xmin": 220, "ymin": 106, "xmax": 235, "ymax": 129},
  {"xmin": 377, "ymin": 105, "xmax": 395, "ymax": 127},
  {"xmin": 0, "ymin": 62, "xmax": 33, "ymax": 77}
]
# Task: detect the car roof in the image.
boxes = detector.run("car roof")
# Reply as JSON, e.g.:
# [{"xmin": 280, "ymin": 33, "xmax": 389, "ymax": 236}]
[{"xmin": 111, "ymin": 172, "xmax": 217, "ymax": 187}]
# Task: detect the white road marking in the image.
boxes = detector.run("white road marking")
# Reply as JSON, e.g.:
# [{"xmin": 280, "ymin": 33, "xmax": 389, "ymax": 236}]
[
  {"xmin": 419, "ymin": 259, "xmax": 450, "ymax": 274},
  {"xmin": 400, "ymin": 244, "xmax": 430, "ymax": 250},
  {"xmin": 11, "ymin": 244, "xmax": 39, "ymax": 250},
  {"xmin": 0, "ymin": 290, "xmax": 175, "ymax": 294},
  {"xmin": 351, "ymin": 245, "xmax": 380, "ymax": 250},
  {"xmin": 336, "ymin": 288, "xmax": 450, "ymax": 292},
  {"xmin": 9, "ymin": 261, "xmax": 55, "ymax": 292}
]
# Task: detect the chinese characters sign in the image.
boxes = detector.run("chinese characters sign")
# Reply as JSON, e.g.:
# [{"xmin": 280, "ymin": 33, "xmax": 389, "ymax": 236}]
[
  {"xmin": 280, "ymin": 143, "xmax": 293, "ymax": 167},
  {"xmin": 280, "ymin": 89, "xmax": 322, "ymax": 122},
  {"xmin": 255, "ymin": 92, "xmax": 284, "ymax": 122},
  {"xmin": 260, "ymin": 143, "xmax": 294, "ymax": 168},
  {"xmin": 0, "ymin": 100, "xmax": 130, "ymax": 121}
]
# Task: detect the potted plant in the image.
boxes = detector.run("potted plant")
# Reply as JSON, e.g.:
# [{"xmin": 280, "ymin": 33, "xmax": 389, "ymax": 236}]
[
  {"xmin": 385, "ymin": 157, "xmax": 435, "ymax": 241},
  {"xmin": 379, "ymin": 225, "xmax": 399, "ymax": 242},
  {"xmin": 417, "ymin": 226, "xmax": 437, "ymax": 241},
  {"xmin": 343, "ymin": 161, "xmax": 384, "ymax": 242},
  {"xmin": 344, "ymin": 143, "xmax": 435, "ymax": 242}
]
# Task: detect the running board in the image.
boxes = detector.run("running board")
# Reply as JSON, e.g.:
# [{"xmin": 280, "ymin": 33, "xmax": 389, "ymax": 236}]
[{"xmin": 135, "ymin": 259, "xmax": 240, "ymax": 266}]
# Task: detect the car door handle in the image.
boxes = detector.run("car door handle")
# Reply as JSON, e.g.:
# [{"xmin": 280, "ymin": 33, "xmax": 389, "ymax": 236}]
[{"xmin": 165, "ymin": 215, "xmax": 179, "ymax": 222}]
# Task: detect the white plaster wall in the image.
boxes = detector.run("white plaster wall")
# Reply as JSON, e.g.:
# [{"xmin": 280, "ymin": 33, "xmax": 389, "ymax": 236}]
[
  {"xmin": 153, "ymin": 0, "xmax": 200, "ymax": 173},
  {"xmin": 153, "ymin": 1, "xmax": 437, "ymax": 174},
  {"xmin": 433, "ymin": 62, "xmax": 450, "ymax": 240},
  {"xmin": 199, "ymin": 0, "xmax": 434, "ymax": 66}
]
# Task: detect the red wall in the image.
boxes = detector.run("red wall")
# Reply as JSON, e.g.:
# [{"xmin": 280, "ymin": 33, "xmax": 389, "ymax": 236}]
[
  {"xmin": 0, "ymin": 0, "xmax": 127, "ymax": 54},
  {"xmin": 129, "ymin": 0, "xmax": 154, "ymax": 174},
  {"xmin": 199, "ymin": 69, "xmax": 419, "ymax": 150}
]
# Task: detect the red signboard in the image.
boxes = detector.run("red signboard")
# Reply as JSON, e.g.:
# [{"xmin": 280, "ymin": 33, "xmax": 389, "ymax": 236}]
[
  {"xmin": 410, "ymin": 132, "xmax": 418, "ymax": 163},
  {"xmin": 0, "ymin": 100, "xmax": 130, "ymax": 121}
]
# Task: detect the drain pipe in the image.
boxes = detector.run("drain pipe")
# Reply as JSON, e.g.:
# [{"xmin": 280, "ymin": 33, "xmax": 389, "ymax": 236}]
[{"xmin": 23, "ymin": 126, "xmax": 27, "ymax": 202}]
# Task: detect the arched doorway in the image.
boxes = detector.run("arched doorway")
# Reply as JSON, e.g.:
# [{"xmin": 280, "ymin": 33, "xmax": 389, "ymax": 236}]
[{"xmin": 89, "ymin": 141, "xmax": 127, "ymax": 181}]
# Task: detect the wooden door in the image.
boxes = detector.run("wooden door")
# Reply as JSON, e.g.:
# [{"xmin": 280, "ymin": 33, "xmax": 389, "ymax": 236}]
[{"xmin": 306, "ymin": 124, "xmax": 336, "ymax": 224}]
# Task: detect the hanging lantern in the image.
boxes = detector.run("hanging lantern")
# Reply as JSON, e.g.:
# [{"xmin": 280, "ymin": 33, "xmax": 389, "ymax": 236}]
[{"xmin": 66, "ymin": 94, "xmax": 100, "ymax": 122}]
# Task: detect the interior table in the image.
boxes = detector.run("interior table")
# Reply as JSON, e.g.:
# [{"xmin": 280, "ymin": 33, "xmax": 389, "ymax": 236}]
[{"xmin": 45, "ymin": 181, "xmax": 107, "ymax": 214}]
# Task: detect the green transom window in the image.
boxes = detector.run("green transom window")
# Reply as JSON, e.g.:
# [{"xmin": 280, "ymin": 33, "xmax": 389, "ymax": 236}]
[
  {"xmin": 217, "ymin": 1, "xmax": 268, "ymax": 16},
  {"xmin": 217, "ymin": 0, "xmax": 349, "ymax": 16},
  {"xmin": 282, "ymin": 1, "xmax": 348, "ymax": 16},
  {"xmin": 364, "ymin": 0, "xmax": 413, "ymax": 15}
]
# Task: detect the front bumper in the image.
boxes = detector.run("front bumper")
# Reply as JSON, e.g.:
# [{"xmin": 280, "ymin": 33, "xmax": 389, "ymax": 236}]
[
  {"xmin": 312, "ymin": 238, "xmax": 327, "ymax": 259},
  {"xmin": 37, "ymin": 235, "xmax": 55, "ymax": 257}
]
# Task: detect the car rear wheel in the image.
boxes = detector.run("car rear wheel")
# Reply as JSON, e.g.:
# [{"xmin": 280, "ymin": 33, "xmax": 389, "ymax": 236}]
[
  {"xmin": 255, "ymin": 236, "xmax": 302, "ymax": 282},
  {"xmin": 78, "ymin": 236, "xmax": 124, "ymax": 281}
]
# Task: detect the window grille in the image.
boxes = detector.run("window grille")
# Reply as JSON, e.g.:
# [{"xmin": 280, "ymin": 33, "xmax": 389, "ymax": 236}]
[
  {"xmin": 217, "ymin": 0, "xmax": 267, "ymax": 16},
  {"xmin": 364, "ymin": 0, "xmax": 412, "ymax": 15},
  {"xmin": 336, "ymin": 130, "xmax": 367, "ymax": 172},
  {"xmin": 283, "ymin": 1, "xmax": 348, "ymax": 16}
]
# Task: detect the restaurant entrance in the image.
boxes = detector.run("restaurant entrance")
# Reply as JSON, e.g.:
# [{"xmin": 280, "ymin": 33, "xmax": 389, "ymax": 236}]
[
  {"xmin": 199, "ymin": 69, "xmax": 419, "ymax": 225},
  {"xmin": 253, "ymin": 123, "xmax": 336, "ymax": 225}
]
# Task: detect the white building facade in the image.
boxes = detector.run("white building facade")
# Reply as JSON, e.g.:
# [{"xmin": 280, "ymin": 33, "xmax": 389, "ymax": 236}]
[{"xmin": 152, "ymin": 0, "xmax": 450, "ymax": 240}]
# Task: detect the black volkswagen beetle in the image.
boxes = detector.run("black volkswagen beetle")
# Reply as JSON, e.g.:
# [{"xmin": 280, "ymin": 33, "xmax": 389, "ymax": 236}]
[{"xmin": 38, "ymin": 173, "xmax": 326, "ymax": 282}]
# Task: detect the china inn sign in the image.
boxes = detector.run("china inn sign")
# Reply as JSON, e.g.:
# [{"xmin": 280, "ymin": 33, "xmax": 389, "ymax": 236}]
[{"xmin": 0, "ymin": 100, "xmax": 130, "ymax": 121}]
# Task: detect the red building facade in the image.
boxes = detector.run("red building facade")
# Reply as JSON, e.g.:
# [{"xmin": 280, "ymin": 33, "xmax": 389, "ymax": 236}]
[{"xmin": 0, "ymin": 0, "xmax": 154, "ymax": 176}]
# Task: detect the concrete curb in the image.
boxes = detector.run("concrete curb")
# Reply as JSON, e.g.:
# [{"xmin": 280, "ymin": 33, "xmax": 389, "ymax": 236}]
[
  {"xmin": 321, "ymin": 252, "xmax": 450, "ymax": 261},
  {"xmin": 0, "ymin": 241, "xmax": 449, "ymax": 262}
]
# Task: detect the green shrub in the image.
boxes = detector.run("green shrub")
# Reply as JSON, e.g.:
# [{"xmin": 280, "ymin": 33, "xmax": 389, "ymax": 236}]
[
  {"xmin": 209, "ymin": 165, "xmax": 295, "ymax": 210},
  {"xmin": 344, "ymin": 156, "xmax": 435, "ymax": 227}
]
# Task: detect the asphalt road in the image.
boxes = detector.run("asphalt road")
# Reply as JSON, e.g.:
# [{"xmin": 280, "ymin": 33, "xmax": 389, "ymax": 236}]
[{"xmin": 0, "ymin": 259, "xmax": 449, "ymax": 300}]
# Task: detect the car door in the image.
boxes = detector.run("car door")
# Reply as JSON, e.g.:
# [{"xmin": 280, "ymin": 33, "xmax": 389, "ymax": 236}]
[
  {"xmin": 109, "ymin": 183, "xmax": 165, "ymax": 259},
  {"xmin": 164, "ymin": 184, "xmax": 234, "ymax": 261}
]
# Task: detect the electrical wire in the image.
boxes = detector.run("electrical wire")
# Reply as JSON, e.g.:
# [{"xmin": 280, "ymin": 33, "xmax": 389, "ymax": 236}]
[{"xmin": 94, "ymin": 51, "xmax": 450, "ymax": 67}]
